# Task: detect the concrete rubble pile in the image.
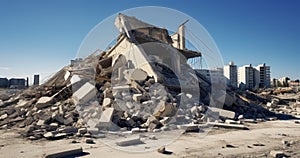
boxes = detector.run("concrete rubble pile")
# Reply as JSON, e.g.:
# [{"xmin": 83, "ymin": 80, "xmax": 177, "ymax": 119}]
[{"xmin": 0, "ymin": 14, "xmax": 295, "ymax": 141}]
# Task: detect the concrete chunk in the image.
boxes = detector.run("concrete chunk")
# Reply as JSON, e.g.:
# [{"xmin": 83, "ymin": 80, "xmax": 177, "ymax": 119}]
[
  {"xmin": 72, "ymin": 82, "xmax": 97, "ymax": 104},
  {"xmin": 124, "ymin": 68, "xmax": 148, "ymax": 81},
  {"xmin": 269, "ymin": 150, "xmax": 285, "ymax": 158},
  {"xmin": 116, "ymin": 136, "xmax": 143, "ymax": 146},
  {"xmin": 36, "ymin": 97, "xmax": 53, "ymax": 109},
  {"xmin": 102, "ymin": 98, "xmax": 112, "ymax": 107},
  {"xmin": 209, "ymin": 122, "xmax": 249, "ymax": 130},
  {"xmin": 98, "ymin": 108, "xmax": 114, "ymax": 128},
  {"xmin": 132, "ymin": 94, "xmax": 143, "ymax": 102},
  {"xmin": 208, "ymin": 107, "xmax": 235, "ymax": 119}
]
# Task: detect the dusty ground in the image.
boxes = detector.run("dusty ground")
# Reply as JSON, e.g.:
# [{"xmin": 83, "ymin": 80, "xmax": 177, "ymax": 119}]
[{"xmin": 1, "ymin": 119, "xmax": 300, "ymax": 158}]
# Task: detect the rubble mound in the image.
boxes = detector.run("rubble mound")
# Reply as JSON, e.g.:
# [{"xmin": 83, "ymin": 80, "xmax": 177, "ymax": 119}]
[{"xmin": 1, "ymin": 13, "xmax": 298, "ymax": 144}]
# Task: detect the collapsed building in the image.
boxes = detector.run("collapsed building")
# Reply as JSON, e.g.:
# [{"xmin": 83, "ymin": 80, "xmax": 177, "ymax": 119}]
[{"xmin": 0, "ymin": 14, "xmax": 295, "ymax": 144}]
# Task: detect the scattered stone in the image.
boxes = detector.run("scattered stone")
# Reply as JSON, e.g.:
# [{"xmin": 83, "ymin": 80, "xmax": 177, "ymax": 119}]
[
  {"xmin": 78, "ymin": 128, "xmax": 87, "ymax": 135},
  {"xmin": 131, "ymin": 128, "xmax": 140, "ymax": 133},
  {"xmin": 85, "ymin": 138, "xmax": 95, "ymax": 144},
  {"xmin": 98, "ymin": 108, "xmax": 114, "ymax": 129},
  {"xmin": 35, "ymin": 97, "xmax": 53, "ymax": 109},
  {"xmin": 132, "ymin": 94, "xmax": 143, "ymax": 102},
  {"xmin": 116, "ymin": 136, "xmax": 143, "ymax": 146},
  {"xmin": 209, "ymin": 122, "xmax": 249, "ymax": 130},
  {"xmin": 269, "ymin": 150, "xmax": 285, "ymax": 158},
  {"xmin": 102, "ymin": 98, "xmax": 112, "ymax": 107},
  {"xmin": 153, "ymin": 129, "xmax": 161, "ymax": 133},
  {"xmin": 208, "ymin": 107, "xmax": 235, "ymax": 119},
  {"xmin": 43, "ymin": 132, "xmax": 55, "ymax": 139},
  {"xmin": 149, "ymin": 135, "xmax": 157, "ymax": 140},
  {"xmin": 225, "ymin": 119, "xmax": 241, "ymax": 124},
  {"xmin": 157, "ymin": 146, "xmax": 166, "ymax": 153},
  {"xmin": 0, "ymin": 113, "xmax": 8, "ymax": 120}
]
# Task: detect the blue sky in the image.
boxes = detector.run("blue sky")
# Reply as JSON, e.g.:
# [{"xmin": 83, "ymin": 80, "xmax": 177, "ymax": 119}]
[{"xmin": 0, "ymin": 0, "xmax": 299, "ymax": 83}]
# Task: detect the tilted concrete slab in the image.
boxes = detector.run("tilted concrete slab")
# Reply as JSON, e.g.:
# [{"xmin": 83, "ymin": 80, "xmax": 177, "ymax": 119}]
[{"xmin": 72, "ymin": 82, "xmax": 97, "ymax": 105}]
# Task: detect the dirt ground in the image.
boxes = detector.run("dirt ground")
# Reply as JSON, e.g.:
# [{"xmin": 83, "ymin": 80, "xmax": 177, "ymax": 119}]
[{"xmin": 1, "ymin": 119, "xmax": 300, "ymax": 158}]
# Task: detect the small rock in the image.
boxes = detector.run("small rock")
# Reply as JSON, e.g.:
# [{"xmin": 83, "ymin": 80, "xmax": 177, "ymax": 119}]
[
  {"xmin": 238, "ymin": 115, "xmax": 244, "ymax": 120},
  {"xmin": 43, "ymin": 132, "xmax": 55, "ymax": 139},
  {"xmin": 83, "ymin": 133, "xmax": 91, "ymax": 138},
  {"xmin": 36, "ymin": 120, "xmax": 45, "ymax": 126},
  {"xmin": 0, "ymin": 113, "xmax": 8, "ymax": 120},
  {"xmin": 157, "ymin": 146, "xmax": 166, "ymax": 154},
  {"xmin": 28, "ymin": 136, "xmax": 37, "ymax": 140},
  {"xmin": 149, "ymin": 135, "xmax": 157, "ymax": 140},
  {"xmin": 78, "ymin": 128, "xmax": 87, "ymax": 135},
  {"xmin": 153, "ymin": 129, "xmax": 161, "ymax": 133},
  {"xmin": 269, "ymin": 150, "xmax": 285, "ymax": 158},
  {"xmin": 85, "ymin": 138, "xmax": 95, "ymax": 144},
  {"xmin": 131, "ymin": 128, "xmax": 140, "ymax": 133}
]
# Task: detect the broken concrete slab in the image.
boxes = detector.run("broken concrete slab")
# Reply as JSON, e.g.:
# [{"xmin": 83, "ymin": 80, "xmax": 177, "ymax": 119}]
[
  {"xmin": 208, "ymin": 122, "xmax": 249, "ymax": 130},
  {"xmin": 35, "ymin": 97, "xmax": 53, "ymax": 109},
  {"xmin": 124, "ymin": 68, "xmax": 148, "ymax": 81},
  {"xmin": 98, "ymin": 108, "xmax": 114, "ymax": 129},
  {"xmin": 72, "ymin": 82, "xmax": 97, "ymax": 105},
  {"xmin": 116, "ymin": 136, "xmax": 144, "ymax": 146},
  {"xmin": 208, "ymin": 107, "xmax": 235, "ymax": 119}
]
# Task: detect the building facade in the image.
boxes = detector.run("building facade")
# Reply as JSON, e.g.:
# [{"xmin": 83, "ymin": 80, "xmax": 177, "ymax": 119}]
[
  {"xmin": 0, "ymin": 78, "xmax": 9, "ymax": 88},
  {"xmin": 34, "ymin": 74, "xmax": 40, "ymax": 85},
  {"xmin": 254, "ymin": 63, "xmax": 271, "ymax": 88},
  {"xmin": 9, "ymin": 78, "xmax": 26, "ymax": 89},
  {"xmin": 238, "ymin": 64, "xmax": 255, "ymax": 90},
  {"xmin": 223, "ymin": 61, "xmax": 238, "ymax": 88}
]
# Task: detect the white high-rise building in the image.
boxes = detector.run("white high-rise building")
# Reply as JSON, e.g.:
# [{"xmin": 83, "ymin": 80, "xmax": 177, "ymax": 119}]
[
  {"xmin": 254, "ymin": 63, "xmax": 271, "ymax": 88},
  {"xmin": 238, "ymin": 64, "xmax": 255, "ymax": 90},
  {"xmin": 223, "ymin": 61, "xmax": 238, "ymax": 88}
]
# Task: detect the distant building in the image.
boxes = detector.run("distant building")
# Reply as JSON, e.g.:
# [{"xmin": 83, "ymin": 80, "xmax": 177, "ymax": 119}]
[
  {"xmin": 196, "ymin": 68, "xmax": 224, "ymax": 83},
  {"xmin": 278, "ymin": 77, "xmax": 290, "ymax": 87},
  {"xmin": 9, "ymin": 78, "xmax": 26, "ymax": 89},
  {"xmin": 0, "ymin": 78, "xmax": 9, "ymax": 88},
  {"xmin": 34, "ymin": 74, "xmax": 40, "ymax": 85},
  {"xmin": 223, "ymin": 61, "xmax": 238, "ymax": 88},
  {"xmin": 238, "ymin": 64, "xmax": 255, "ymax": 90},
  {"xmin": 254, "ymin": 63, "xmax": 271, "ymax": 88},
  {"xmin": 288, "ymin": 80, "xmax": 300, "ymax": 87}
]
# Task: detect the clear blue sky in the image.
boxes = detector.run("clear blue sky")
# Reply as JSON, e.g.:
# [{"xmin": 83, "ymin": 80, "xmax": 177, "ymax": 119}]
[{"xmin": 0, "ymin": 0, "xmax": 299, "ymax": 83}]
